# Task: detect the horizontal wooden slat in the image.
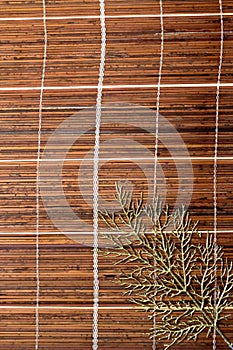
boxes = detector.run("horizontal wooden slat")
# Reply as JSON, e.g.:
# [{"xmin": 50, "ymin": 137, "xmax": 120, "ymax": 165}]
[
  {"xmin": 163, "ymin": 1, "xmax": 221, "ymax": 14},
  {"xmin": 0, "ymin": 90, "xmax": 40, "ymax": 109},
  {"xmin": 46, "ymin": 0, "xmax": 99, "ymax": 17},
  {"xmin": 47, "ymin": 0, "xmax": 160, "ymax": 17},
  {"xmin": 0, "ymin": 86, "xmax": 232, "ymax": 159},
  {"xmin": 0, "ymin": 21, "xmax": 43, "ymax": 87},
  {"xmin": 1, "ymin": 16, "xmax": 233, "ymax": 88},
  {"xmin": 0, "ymin": 232, "xmax": 231, "ymax": 308},
  {"xmin": 0, "ymin": 159, "xmax": 231, "ymax": 232},
  {"xmin": 219, "ymin": 87, "xmax": 233, "ymax": 156},
  {"xmin": 0, "ymin": 159, "xmax": 232, "ymax": 232},
  {"xmin": 0, "ymin": 110, "xmax": 38, "ymax": 159},
  {"xmin": 163, "ymin": 15, "xmax": 230, "ymax": 32},
  {"xmin": 45, "ymin": 19, "xmax": 101, "ymax": 87},
  {"xmin": 0, "ymin": 163, "xmax": 36, "ymax": 231},
  {"xmin": 40, "ymin": 99, "xmax": 215, "ymax": 159},
  {"xmin": 223, "ymin": 0, "xmax": 233, "ymax": 12},
  {"xmin": 0, "ymin": 1, "xmax": 43, "ymax": 18},
  {"xmin": 37, "ymin": 159, "xmax": 233, "ymax": 232},
  {"xmin": 221, "ymin": 30, "xmax": 233, "ymax": 83},
  {"xmin": 0, "ymin": 0, "xmax": 232, "ymax": 19},
  {"xmin": 0, "ymin": 308, "xmax": 230, "ymax": 349}
]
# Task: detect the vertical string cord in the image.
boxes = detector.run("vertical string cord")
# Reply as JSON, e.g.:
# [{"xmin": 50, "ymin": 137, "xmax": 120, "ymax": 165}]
[
  {"xmin": 153, "ymin": 1, "xmax": 164, "ymax": 349},
  {"xmin": 92, "ymin": 1, "xmax": 106, "ymax": 349},
  {"xmin": 35, "ymin": 1, "xmax": 47, "ymax": 349},
  {"xmin": 213, "ymin": 1, "xmax": 224, "ymax": 349}
]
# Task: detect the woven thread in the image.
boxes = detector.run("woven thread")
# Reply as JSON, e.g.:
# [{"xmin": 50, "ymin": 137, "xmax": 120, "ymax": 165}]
[
  {"xmin": 35, "ymin": 1, "xmax": 47, "ymax": 349},
  {"xmin": 92, "ymin": 1, "xmax": 106, "ymax": 349},
  {"xmin": 0, "ymin": 82, "xmax": 231, "ymax": 91},
  {"xmin": 213, "ymin": 1, "xmax": 224, "ymax": 349},
  {"xmin": 153, "ymin": 1, "xmax": 164, "ymax": 349}
]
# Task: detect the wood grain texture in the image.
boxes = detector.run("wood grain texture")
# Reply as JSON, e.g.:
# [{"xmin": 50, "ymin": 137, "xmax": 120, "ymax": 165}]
[
  {"xmin": 0, "ymin": 0, "xmax": 232, "ymax": 349},
  {"xmin": 0, "ymin": 1, "xmax": 232, "ymax": 18},
  {"xmin": 0, "ymin": 20, "xmax": 43, "ymax": 87},
  {"xmin": 0, "ymin": 159, "xmax": 232, "ymax": 232},
  {"xmin": 0, "ymin": 86, "xmax": 225, "ymax": 159},
  {"xmin": 0, "ymin": 308, "xmax": 231, "ymax": 350},
  {"xmin": 1, "ymin": 16, "xmax": 233, "ymax": 88}
]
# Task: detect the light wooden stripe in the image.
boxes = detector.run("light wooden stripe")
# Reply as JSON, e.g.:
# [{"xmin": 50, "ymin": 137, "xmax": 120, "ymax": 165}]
[
  {"xmin": 0, "ymin": 83, "xmax": 231, "ymax": 91},
  {"xmin": 0, "ymin": 12, "xmax": 233, "ymax": 21}
]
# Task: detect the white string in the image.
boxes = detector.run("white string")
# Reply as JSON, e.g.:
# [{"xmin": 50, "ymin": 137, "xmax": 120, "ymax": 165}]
[
  {"xmin": 213, "ymin": 1, "xmax": 224, "ymax": 349},
  {"xmin": 92, "ymin": 1, "xmax": 106, "ymax": 349},
  {"xmin": 153, "ymin": 1, "xmax": 164, "ymax": 349},
  {"xmin": 1, "ymin": 12, "xmax": 233, "ymax": 21},
  {"xmin": 0, "ymin": 156, "xmax": 232, "ymax": 163},
  {"xmin": 35, "ymin": 1, "xmax": 47, "ymax": 349},
  {"xmin": 154, "ymin": 1, "xmax": 164, "ymax": 192},
  {"xmin": 0, "ymin": 229, "xmax": 232, "ymax": 235},
  {"xmin": 0, "ymin": 82, "xmax": 233, "ymax": 91},
  {"xmin": 1, "ymin": 305, "xmax": 233, "ymax": 310}
]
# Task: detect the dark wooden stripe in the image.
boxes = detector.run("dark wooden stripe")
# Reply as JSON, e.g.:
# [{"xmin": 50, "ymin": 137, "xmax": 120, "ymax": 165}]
[
  {"xmin": 0, "ymin": 2, "xmax": 43, "ymax": 18},
  {"xmin": 1, "ymin": 16, "xmax": 233, "ymax": 88},
  {"xmin": 0, "ymin": 87, "xmax": 232, "ymax": 158},
  {"xmin": 163, "ymin": 1, "xmax": 228, "ymax": 14},
  {"xmin": 0, "ymin": 160, "xmax": 232, "ymax": 232},
  {"xmin": 0, "ymin": 308, "xmax": 230, "ymax": 349},
  {"xmin": 0, "ymin": 1, "xmax": 232, "ymax": 20},
  {"xmin": 2, "ymin": 85, "xmax": 232, "ymax": 159},
  {"xmin": 0, "ymin": 232, "xmax": 231, "ymax": 309},
  {"xmin": 1, "ymin": 1, "xmax": 232, "ymax": 18}
]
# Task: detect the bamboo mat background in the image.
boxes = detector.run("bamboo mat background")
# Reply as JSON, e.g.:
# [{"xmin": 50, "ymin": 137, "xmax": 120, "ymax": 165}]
[{"xmin": 0, "ymin": 0, "xmax": 233, "ymax": 349}]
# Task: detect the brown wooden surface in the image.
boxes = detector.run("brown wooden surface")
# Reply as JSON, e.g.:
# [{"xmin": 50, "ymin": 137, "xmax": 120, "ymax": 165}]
[{"xmin": 0, "ymin": 1, "xmax": 233, "ymax": 349}]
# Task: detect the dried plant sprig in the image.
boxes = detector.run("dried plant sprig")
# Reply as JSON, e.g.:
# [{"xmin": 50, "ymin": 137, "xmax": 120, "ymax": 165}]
[{"xmin": 99, "ymin": 183, "xmax": 233, "ymax": 349}]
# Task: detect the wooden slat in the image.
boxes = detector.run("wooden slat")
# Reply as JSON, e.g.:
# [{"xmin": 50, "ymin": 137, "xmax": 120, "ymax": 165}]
[
  {"xmin": 223, "ymin": 1, "xmax": 233, "ymax": 12},
  {"xmin": 0, "ymin": 1, "xmax": 232, "ymax": 19},
  {"xmin": 34, "ymin": 159, "xmax": 233, "ymax": 232},
  {"xmin": 40, "ymin": 101, "xmax": 215, "ymax": 159},
  {"xmin": 0, "ymin": 1, "xmax": 43, "ymax": 18},
  {"xmin": 45, "ymin": 17, "xmax": 158, "ymax": 87},
  {"xmin": 0, "ymin": 21, "xmax": 43, "ymax": 87},
  {"xmin": 0, "ymin": 232, "xmax": 231, "ymax": 308},
  {"xmin": 219, "ymin": 87, "xmax": 233, "ymax": 156},
  {"xmin": 221, "ymin": 15, "xmax": 233, "ymax": 82},
  {"xmin": 163, "ymin": 0, "xmax": 224, "ymax": 14},
  {"xmin": 0, "ymin": 162, "xmax": 36, "ymax": 231},
  {"xmin": 163, "ymin": 15, "xmax": 231, "ymax": 32},
  {"xmin": 0, "ymin": 90, "xmax": 40, "ymax": 109},
  {"xmin": 0, "ymin": 237, "xmax": 36, "ymax": 306},
  {"xmin": 0, "ymin": 86, "xmax": 231, "ymax": 159},
  {"xmin": 46, "ymin": 1, "xmax": 159, "ymax": 17},
  {"xmin": 0, "ymin": 110, "xmax": 38, "ymax": 159},
  {"xmin": 0, "ymin": 308, "xmax": 230, "ymax": 349},
  {"xmin": 43, "ymin": 16, "xmax": 233, "ymax": 86},
  {"xmin": 2, "ymin": 16, "xmax": 232, "ymax": 88},
  {"xmin": 45, "ymin": 19, "xmax": 101, "ymax": 87},
  {"xmin": 0, "ymin": 159, "xmax": 232, "ymax": 233}
]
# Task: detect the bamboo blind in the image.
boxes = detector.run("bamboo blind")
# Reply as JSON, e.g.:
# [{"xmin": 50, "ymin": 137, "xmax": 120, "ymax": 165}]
[{"xmin": 0, "ymin": 0, "xmax": 232, "ymax": 349}]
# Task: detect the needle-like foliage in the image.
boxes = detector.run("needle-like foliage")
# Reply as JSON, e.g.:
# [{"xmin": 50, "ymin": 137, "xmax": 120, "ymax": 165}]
[{"xmin": 99, "ymin": 183, "xmax": 233, "ymax": 349}]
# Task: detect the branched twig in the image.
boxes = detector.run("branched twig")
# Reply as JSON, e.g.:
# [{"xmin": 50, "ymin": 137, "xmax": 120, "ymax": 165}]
[{"xmin": 99, "ymin": 183, "xmax": 233, "ymax": 349}]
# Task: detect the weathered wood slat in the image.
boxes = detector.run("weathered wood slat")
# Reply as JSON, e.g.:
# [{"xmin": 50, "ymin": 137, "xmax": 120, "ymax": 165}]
[
  {"xmin": 0, "ymin": 232, "xmax": 232, "ymax": 311},
  {"xmin": 0, "ymin": 308, "xmax": 230, "ymax": 349},
  {"xmin": 0, "ymin": 86, "xmax": 232, "ymax": 159},
  {"xmin": 1, "ymin": 1, "xmax": 232, "ymax": 18},
  {"xmin": 1, "ymin": 16, "xmax": 233, "ymax": 88},
  {"xmin": 0, "ymin": 160, "xmax": 232, "ymax": 232}
]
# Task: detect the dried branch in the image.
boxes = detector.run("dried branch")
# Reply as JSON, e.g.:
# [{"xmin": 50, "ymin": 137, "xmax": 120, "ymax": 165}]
[{"xmin": 99, "ymin": 183, "xmax": 233, "ymax": 349}]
